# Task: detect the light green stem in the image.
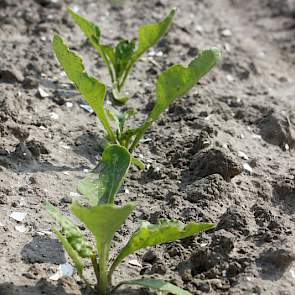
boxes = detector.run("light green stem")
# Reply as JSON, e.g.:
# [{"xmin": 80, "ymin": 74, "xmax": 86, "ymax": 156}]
[
  {"xmin": 129, "ymin": 119, "xmax": 152, "ymax": 152},
  {"xmin": 117, "ymin": 59, "xmax": 135, "ymax": 92},
  {"xmin": 98, "ymin": 245, "xmax": 110, "ymax": 295}
]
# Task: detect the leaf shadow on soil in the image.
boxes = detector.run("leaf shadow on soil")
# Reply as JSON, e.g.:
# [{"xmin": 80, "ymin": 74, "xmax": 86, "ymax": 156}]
[
  {"xmin": 71, "ymin": 132, "xmax": 104, "ymax": 165},
  {"xmin": 0, "ymin": 281, "xmax": 148, "ymax": 295},
  {"xmin": 21, "ymin": 236, "xmax": 66, "ymax": 264},
  {"xmin": 0, "ymin": 154, "xmax": 90, "ymax": 174}
]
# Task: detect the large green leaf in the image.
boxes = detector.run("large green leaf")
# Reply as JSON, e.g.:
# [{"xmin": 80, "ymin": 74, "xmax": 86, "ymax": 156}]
[
  {"xmin": 45, "ymin": 202, "xmax": 93, "ymax": 258},
  {"xmin": 111, "ymin": 220, "xmax": 214, "ymax": 272},
  {"xmin": 52, "ymin": 227, "xmax": 84, "ymax": 275},
  {"xmin": 71, "ymin": 202, "xmax": 135, "ymax": 256},
  {"xmin": 152, "ymin": 48, "xmax": 221, "ymax": 121},
  {"xmin": 52, "ymin": 34, "xmax": 116, "ymax": 142},
  {"xmin": 133, "ymin": 8, "xmax": 176, "ymax": 60},
  {"xmin": 68, "ymin": 7, "xmax": 101, "ymax": 42},
  {"xmin": 130, "ymin": 48, "xmax": 220, "ymax": 151},
  {"xmin": 119, "ymin": 278, "xmax": 192, "ymax": 295},
  {"xmin": 77, "ymin": 144, "xmax": 131, "ymax": 205}
]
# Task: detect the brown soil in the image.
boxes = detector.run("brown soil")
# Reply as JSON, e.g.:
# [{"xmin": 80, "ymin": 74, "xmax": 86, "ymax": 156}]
[{"xmin": 0, "ymin": 0, "xmax": 295, "ymax": 294}]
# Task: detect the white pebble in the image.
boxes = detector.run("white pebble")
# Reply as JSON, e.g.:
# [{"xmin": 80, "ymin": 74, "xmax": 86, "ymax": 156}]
[
  {"xmin": 243, "ymin": 163, "xmax": 253, "ymax": 174},
  {"xmin": 10, "ymin": 212, "xmax": 27, "ymax": 222}
]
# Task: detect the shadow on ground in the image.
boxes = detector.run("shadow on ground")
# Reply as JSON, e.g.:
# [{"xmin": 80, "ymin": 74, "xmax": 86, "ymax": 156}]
[
  {"xmin": 21, "ymin": 236, "xmax": 66, "ymax": 264},
  {"xmin": 0, "ymin": 280, "xmax": 152, "ymax": 295}
]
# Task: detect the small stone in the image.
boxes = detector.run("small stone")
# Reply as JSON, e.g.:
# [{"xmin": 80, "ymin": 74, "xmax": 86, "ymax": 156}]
[
  {"xmin": 60, "ymin": 195, "xmax": 72, "ymax": 204},
  {"xmin": 128, "ymin": 259, "xmax": 142, "ymax": 267},
  {"xmin": 142, "ymin": 250, "xmax": 158, "ymax": 263},
  {"xmin": 15, "ymin": 225, "xmax": 28, "ymax": 233},
  {"xmin": 38, "ymin": 86, "xmax": 50, "ymax": 98},
  {"xmin": 221, "ymin": 29, "xmax": 232, "ymax": 37},
  {"xmin": 10, "ymin": 211, "xmax": 27, "ymax": 222},
  {"xmin": 237, "ymin": 151, "xmax": 249, "ymax": 160},
  {"xmin": 243, "ymin": 163, "xmax": 253, "ymax": 174},
  {"xmin": 50, "ymin": 112, "xmax": 59, "ymax": 120},
  {"xmin": 49, "ymin": 263, "xmax": 74, "ymax": 281}
]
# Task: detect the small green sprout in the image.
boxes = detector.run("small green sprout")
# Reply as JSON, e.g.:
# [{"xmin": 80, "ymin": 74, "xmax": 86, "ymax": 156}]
[
  {"xmin": 45, "ymin": 144, "xmax": 214, "ymax": 295},
  {"xmin": 68, "ymin": 7, "xmax": 176, "ymax": 103}
]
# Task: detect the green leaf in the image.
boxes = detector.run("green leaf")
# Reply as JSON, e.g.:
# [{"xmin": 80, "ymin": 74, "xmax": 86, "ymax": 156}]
[
  {"xmin": 77, "ymin": 144, "xmax": 131, "ymax": 205},
  {"xmin": 52, "ymin": 34, "xmax": 116, "ymax": 143},
  {"xmin": 68, "ymin": 7, "xmax": 101, "ymax": 42},
  {"xmin": 131, "ymin": 157, "xmax": 145, "ymax": 170},
  {"xmin": 119, "ymin": 278, "xmax": 192, "ymax": 295},
  {"xmin": 44, "ymin": 202, "xmax": 93, "ymax": 258},
  {"xmin": 130, "ymin": 48, "xmax": 220, "ymax": 151},
  {"xmin": 152, "ymin": 48, "xmax": 221, "ymax": 121},
  {"xmin": 111, "ymin": 220, "xmax": 214, "ymax": 272},
  {"xmin": 71, "ymin": 202, "xmax": 135, "ymax": 256},
  {"xmin": 52, "ymin": 227, "xmax": 84, "ymax": 275},
  {"xmin": 99, "ymin": 44, "xmax": 116, "ymax": 67},
  {"xmin": 133, "ymin": 8, "xmax": 176, "ymax": 60},
  {"xmin": 115, "ymin": 40, "xmax": 135, "ymax": 80}
]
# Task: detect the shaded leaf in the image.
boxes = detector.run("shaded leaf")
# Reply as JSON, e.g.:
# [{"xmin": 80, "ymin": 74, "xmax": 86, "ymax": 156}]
[
  {"xmin": 133, "ymin": 8, "xmax": 176, "ymax": 60},
  {"xmin": 71, "ymin": 202, "xmax": 135, "ymax": 256},
  {"xmin": 45, "ymin": 202, "xmax": 93, "ymax": 258},
  {"xmin": 119, "ymin": 278, "xmax": 192, "ymax": 295},
  {"xmin": 52, "ymin": 34, "xmax": 116, "ymax": 142},
  {"xmin": 111, "ymin": 220, "xmax": 214, "ymax": 272},
  {"xmin": 115, "ymin": 40, "xmax": 135, "ymax": 80},
  {"xmin": 52, "ymin": 227, "xmax": 84, "ymax": 275},
  {"xmin": 77, "ymin": 144, "xmax": 131, "ymax": 205}
]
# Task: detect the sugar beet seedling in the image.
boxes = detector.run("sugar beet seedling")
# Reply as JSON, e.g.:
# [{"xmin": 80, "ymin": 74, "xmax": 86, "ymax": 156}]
[
  {"xmin": 53, "ymin": 18, "xmax": 220, "ymax": 168},
  {"xmin": 67, "ymin": 7, "xmax": 176, "ymax": 104},
  {"xmin": 45, "ymin": 144, "xmax": 214, "ymax": 295}
]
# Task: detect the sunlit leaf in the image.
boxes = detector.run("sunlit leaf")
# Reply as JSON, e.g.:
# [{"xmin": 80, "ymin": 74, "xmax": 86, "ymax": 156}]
[
  {"xmin": 68, "ymin": 7, "xmax": 101, "ymax": 42},
  {"xmin": 133, "ymin": 8, "xmax": 176, "ymax": 60},
  {"xmin": 52, "ymin": 34, "xmax": 116, "ymax": 142},
  {"xmin": 77, "ymin": 144, "xmax": 131, "ymax": 205},
  {"xmin": 71, "ymin": 202, "xmax": 135, "ymax": 256},
  {"xmin": 130, "ymin": 48, "xmax": 221, "ymax": 151},
  {"xmin": 111, "ymin": 219, "xmax": 214, "ymax": 272}
]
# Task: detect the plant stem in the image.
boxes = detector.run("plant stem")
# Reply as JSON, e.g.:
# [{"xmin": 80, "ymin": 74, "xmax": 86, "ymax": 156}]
[
  {"xmin": 129, "ymin": 119, "xmax": 152, "ymax": 152},
  {"xmin": 91, "ymin": 254, "xmax": 100, "ymax": 290},
  {"xmin": 118, "ymin": 60, "xmax": 134, "ymax": 92},
  {"xmin": 98, "ymin": 245, "xmax": 110, "ymax": 295}
]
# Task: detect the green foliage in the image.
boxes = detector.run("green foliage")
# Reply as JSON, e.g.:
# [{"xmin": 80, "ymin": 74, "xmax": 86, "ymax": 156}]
[
  {"xmin": 133, "ymin": 8, "xmax": 176, "ymax": 60},
  {"xmin": 77, "ymin": 144, "xmax": 131, "ymax": 205},
  {"xmin": 68, "ymin": 7, "xmax": 175, "ymax": 102},
  {"xmin": 110, "ymin": 220, "xmax": 214, "ymax": 274},
  {"xmin": 45, "ymin": 202, "xmax": 93, "ymax": 259},
  {"xmin": 130, "ymin": 48, "xmax": 221, "ymax": 151},
  {"xmin": 53, "ymin": 9, "xmax": 220, "ymax": 166},
  {"xmin": 48, "ymin": 9, "xmax": 221, "ymax": 294},
  {"xmin": 45, "ymin": 144, "xmax": 214, "ymax": 294},
  {"xmin": 71, "ymin": 201, "xmax": 135, "ymax": 257},
  {"xmin": 118, "ymin": 278, "xmax": 192, "ymax": 295},
  {"xmin": 52, "ymin": 34, "xmax": 116, "ymax": 143}
]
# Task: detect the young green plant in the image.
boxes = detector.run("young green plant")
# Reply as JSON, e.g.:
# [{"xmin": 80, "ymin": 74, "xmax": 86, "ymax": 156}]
[
  {"xmin": 67, "ymin": 7, "xmax": 176, "ymax": 103},
  {"xmin": 52, "ymin": 32, "xmax": 220, "ymax": 167},
  {"xmin": 45, "ymin": 144, "xmax": 214, "ymax": 295}
]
